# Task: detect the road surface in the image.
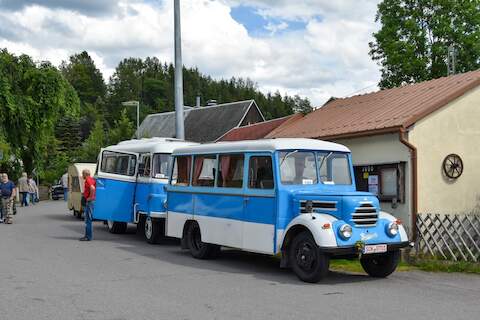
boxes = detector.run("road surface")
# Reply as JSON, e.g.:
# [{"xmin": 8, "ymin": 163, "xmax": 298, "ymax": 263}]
[{"xmin": 0, "ymin": 201, "xmax": 478, "ymax": 320}]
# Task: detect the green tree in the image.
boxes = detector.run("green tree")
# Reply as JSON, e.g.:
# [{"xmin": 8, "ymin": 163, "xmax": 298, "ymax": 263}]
[
  {"xmin": 0, "ymin": 50, "xmax": 80, "ymax": 174},
  {"xmin": 108, "ymin": 109, "xmax": 135, "ymax": 145},
  {"xmin": 370, "ymin": 0, "xmax": 480, "ymax": 88},
  {"xmin": 78, "ymin": 119, "xmax": 107, "ymax": 162},
  {"xmin": 60, "ymin": 51, "xmax": 106, "ymax": 106}
]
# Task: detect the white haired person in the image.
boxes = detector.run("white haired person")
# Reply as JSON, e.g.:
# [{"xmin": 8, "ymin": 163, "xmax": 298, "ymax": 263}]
[
  {"xmin": 79, "ymin": 169, "xmax": 96, "ymax": 241},
  {"xmin": 0, "ymin": 173, "xmax": 16, "ymax": 224}
]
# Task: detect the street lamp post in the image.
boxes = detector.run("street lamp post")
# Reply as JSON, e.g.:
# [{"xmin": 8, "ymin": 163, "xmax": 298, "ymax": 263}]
[{"xmin": 122, "ymin": 100, "xmax": 140, "ymax": 132}]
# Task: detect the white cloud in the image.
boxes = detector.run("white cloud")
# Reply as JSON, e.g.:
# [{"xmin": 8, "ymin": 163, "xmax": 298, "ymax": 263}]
[{"xmin": 0, "ymin": 0, "xmax": 382, "ymax": 106}]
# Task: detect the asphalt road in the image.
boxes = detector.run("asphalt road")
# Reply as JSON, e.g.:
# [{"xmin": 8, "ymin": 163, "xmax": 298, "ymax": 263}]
[{"xmin": 0, "ymin": 201, "xmax": 478, "ymax": 320}]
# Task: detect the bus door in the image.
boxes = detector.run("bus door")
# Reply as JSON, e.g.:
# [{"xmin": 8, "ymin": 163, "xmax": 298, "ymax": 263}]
[
  {"xmin": 94, "ymin": 149, "xmax": 139, "ymax": 223},
  {"xmin": 243, "ymin": 154, "xmax": 276, "ymax": 254},
  {"xmin": 136, "ymin": 153, "xmax": 152, "ymax": 216}
]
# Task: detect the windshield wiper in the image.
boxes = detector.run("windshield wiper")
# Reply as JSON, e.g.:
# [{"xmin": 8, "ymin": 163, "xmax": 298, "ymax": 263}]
[{"xmin": 280, "ymin": 150, "xmax": 298, "ymax": 167}]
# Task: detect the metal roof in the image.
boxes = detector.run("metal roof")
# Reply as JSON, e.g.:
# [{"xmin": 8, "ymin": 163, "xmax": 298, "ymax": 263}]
[
  {"xmin": 172, "ymin": 138, "xmax": 350, "ymax": 155},
  {"xmin": 268, "ymin": 70, "xmax": 480, "ymax": 139},
  {"xmin": 217, "ymin": 114, "xmax": 301, "ymax": 141},
  {"xmin": 136, "ymin": 100, "xmax": 264, "ymax": 142}
]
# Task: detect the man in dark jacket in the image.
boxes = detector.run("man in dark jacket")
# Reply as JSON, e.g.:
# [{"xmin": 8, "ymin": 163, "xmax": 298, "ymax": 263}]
[{"xmin": 1, "ymin": 173, "xmax": 16, "ymax": 224}]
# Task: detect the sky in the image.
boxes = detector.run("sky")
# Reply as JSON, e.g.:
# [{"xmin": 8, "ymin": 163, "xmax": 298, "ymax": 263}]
[{"xmin": 0, "ymin": 0, "xmax": 382, "ymax": 106}]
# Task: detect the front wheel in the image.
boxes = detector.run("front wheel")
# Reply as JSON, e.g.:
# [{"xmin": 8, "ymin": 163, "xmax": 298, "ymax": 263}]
[
  {"xmin": 144, "ymin": 216, "xmax": 164, "ymax": 244},
  {"xmin": 289, "ymin": 231, "xmax": 329, "ymax": 283},
  {"xmin": 360, "ymin": 250, "xmax": 400, "ymax": 278},
  {"xmin": 107, "ymin": 220, "xmax": 128, "ymax": 234},
  {"xmin": 186, "ymin": 222, "xmax": 220, "ymax": 259}
]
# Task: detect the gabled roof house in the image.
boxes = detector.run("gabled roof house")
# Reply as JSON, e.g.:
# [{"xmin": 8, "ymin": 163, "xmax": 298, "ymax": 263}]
[
  {"xmin": 269, "ymin": 70, "xmax": 480, "ymax": 236},
  {"xmin": 136, "ymin": 100, "xmax": 265, "ymax": 143}
]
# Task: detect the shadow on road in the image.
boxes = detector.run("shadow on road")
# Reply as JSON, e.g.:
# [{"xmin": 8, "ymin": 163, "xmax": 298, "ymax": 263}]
[{"xmin": 53, "ymin": 216, "xmax": 377, "ymax": 286}]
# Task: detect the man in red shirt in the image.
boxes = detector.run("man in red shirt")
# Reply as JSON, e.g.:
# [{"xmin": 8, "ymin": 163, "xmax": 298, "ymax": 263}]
[{"xmin": 79, "ymin": 169, "xmax": 96, "ymax": 241}]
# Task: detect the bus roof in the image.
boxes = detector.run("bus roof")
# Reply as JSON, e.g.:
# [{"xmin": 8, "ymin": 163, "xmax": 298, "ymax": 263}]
[
  {"xmin": 172, "ymin": 138, "xmax": 350, "ymax": 155},
  {"xmin": 105, "ymin": 138, "xmax": 199, "ymax": 154}
]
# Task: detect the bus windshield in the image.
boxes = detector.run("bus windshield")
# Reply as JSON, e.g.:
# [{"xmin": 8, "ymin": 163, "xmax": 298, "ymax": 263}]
[
  {"xmin": 279, "ymin": 151, "xmax": 351, "ymax": 185},
  {"xmin": 152, "ymin": 153, "xmax": 171, "ymax": 179}
]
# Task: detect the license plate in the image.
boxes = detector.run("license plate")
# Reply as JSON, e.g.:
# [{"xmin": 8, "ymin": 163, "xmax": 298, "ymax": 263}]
[{"xmin": 363, "ymin": 244, "xmax": 387, "ymax": 254}]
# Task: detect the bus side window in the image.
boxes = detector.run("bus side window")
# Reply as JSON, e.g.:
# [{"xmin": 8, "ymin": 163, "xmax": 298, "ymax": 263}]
[
  {"xmin": 192, "ymin": 155, "xmax": 216, "ymax": 187},
  {"xmin": 248, "ymin": 156, "xmax": 274, "ymax": 189},
  {"xmin": 217, "ymin": 154, "xmax": 244, "ymax": 188},
  {"xmin": 172, "ymin": 156, "xmax": 191, "ymax": 186}
]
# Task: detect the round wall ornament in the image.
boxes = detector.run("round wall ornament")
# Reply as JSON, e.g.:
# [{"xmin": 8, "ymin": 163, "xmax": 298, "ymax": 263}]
[{"xmin": 442, "ymin": 154, "xmax": 463, "ymax": 179}]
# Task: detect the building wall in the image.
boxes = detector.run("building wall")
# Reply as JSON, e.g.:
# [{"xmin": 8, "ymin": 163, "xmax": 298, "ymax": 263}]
[
  {"xmin": 334, "ymin": 134, "xmax": 413, "ymax": 232},
  {"xmin": 409, "ymin": 86, "xmax": 480, "ymax": 214}
]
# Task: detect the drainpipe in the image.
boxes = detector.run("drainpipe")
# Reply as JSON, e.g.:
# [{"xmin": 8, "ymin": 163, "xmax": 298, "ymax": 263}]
[{"xmin": 399, "ymin": 127, "xmax": 418, "ymax": 241}]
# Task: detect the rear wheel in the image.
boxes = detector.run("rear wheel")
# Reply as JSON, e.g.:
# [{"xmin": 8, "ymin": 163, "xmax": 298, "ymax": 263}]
[
  {"xmin": 107, "ymin": 220, "xmax": 128, "ymax": 234},
  {"xmin": 289, "ymin": 231, "xmax": 329, "ymax": 283},
  {"xmin": 144, "ymin": 216, "xmax": 164, "ymax": 244},
  {"xmin": 360, "ymin": 250, "xmax": 400, "ymax": 278},
  {"xmin": 186, "ymin": 222, "xmax": 220, "ymax": 259}
]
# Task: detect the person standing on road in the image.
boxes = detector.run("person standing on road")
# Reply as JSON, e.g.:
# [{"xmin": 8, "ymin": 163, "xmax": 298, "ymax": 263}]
[
  {"xmin": 61, "ymin": 172, "xmax": 68, "ymax": 202},
  {"xmin": 1, "ymin": 173, "xmax": 16, "ymax": 224},
  {"xmin": 79, "ymin": 169, "xmax": 95, "ymax": 241},
  {"xmin": 28, "ymin": 176, "xmax": 38, "ymax": 205},
  {"xmin": 18, "ymin": 172, "xmax": 29, "ymax": 207}
]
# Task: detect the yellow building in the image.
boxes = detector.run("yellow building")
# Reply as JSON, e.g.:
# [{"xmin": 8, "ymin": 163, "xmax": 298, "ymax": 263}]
[{"xmin": 268, "ymin": 70, "xmax": 480, "ymax": 237}]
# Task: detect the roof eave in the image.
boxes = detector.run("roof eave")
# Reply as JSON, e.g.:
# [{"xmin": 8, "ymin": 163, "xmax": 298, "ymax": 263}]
[{"xmin": 314, "ymin": 126, "xmax": 403, "ymax": 141}]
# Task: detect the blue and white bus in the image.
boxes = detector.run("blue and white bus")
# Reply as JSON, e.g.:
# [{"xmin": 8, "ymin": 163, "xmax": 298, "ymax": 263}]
[
  {"xmin": 165, "ymin": 138, "xmax": 410, "ymax": 282},
  {"xmin": 93, "ymin": 138, "xmax": 198, "ymax": 243}
]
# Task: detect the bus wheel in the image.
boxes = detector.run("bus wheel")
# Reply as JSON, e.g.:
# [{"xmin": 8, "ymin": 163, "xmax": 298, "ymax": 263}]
[
  {"xmin": 107, "ymin": 221, "xmax": 127, "ymax": 234},
  {"xmin": 144, "ymin": 217, "xmax": 163, "ymax": 244},
  {"xmin": 360, "ymin": 250, "xmax": 400, "ymax": 278},
  {"xmin": 186, "ymin": 222, "xmax": 220, "ymax": 259},
  {"xmin": 289, "ymin": 231, "xmax": 329, "ymax": 283}
]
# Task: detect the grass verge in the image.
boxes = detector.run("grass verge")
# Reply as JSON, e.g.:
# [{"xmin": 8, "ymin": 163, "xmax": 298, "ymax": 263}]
[{"xmin": 329, "ymin": 258, "xmax": 480, "ymax": 274}]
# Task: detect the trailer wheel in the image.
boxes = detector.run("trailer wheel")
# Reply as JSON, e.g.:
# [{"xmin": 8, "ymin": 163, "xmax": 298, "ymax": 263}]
[
  {"xmin": 186, "ymin": 222, "xmax": 220, "ymax": 259},
  {"xmin": 289, "ymin": 231, "xmax": 329, "ymax": 283},
  {"xmin": 107, "ymin": 220, "xmax": 127, "ymax": 234},
  {"xmin": 360, "ymin": 250, "xmax": 400, "ymax": 278},
  {"xmin": 144, "ymin": 216, "xmax": 164, "ymax": 244}
]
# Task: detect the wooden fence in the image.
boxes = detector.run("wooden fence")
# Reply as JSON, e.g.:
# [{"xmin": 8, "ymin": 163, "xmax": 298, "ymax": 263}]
[{"xmin": 416, "ymin": 213, "xmax": 480, "ymax": 262}]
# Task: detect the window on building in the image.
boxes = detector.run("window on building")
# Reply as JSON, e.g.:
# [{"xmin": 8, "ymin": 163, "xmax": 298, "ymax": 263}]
[
  {"xmin": 192, "ymin": 155, "xmax": 217, "ymax": 187},
  {"xmin": 101, "ymin": 151, "xmax": 137, "ymax": 176},
  {"xmin": 172, "ymin": 156, "xmax": 191, "ymax": 186},
  {"xmin": 353, "ymin": 162, "xmax": 405, "ymax": 202},
  {"xmin": 217, "ymin": 154, "xmax": 244, "ymax": 188},
  {"xmin": 248, "ymin": 156, "xmax": 274, "ymax": 189},
  {"xmin": 152, "ymin": 153, "xmax": 170, "ymax": 179}
]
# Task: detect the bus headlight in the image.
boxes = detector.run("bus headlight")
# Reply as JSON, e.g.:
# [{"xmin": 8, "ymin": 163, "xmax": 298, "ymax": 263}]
[
  {"xmin": 338, "ymin": 224, "xmax": 352, "ymax": 240},
  {"xmin": 386, "ymin": 221, "xmax": 399, "ymax": 237}
]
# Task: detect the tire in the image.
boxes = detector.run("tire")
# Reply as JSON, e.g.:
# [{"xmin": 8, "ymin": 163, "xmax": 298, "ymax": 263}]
[
  {"xmin": 144, "ymin": 216, "xmax": 164, "ymax": 244},
  {"xmin": 289, "ymin": 231, "xmax": 329, "ymax": 283},
  {"xmin": 52, "ymin": 196, "xmax": 59, "ymax": 201},
  {"xmin": 107, "ymin": 220, "xmax": 128, "ymax": 234},
  {"xmin": 360, "ymin": 250, "xmax": 400, "ymax": 278},
  {"xmin": 186, "ymin": 222, "xmax": 220, "ymax": 259}
]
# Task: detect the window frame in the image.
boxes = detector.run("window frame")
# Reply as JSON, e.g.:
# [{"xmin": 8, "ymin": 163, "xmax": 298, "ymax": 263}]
[
  {"xmin": 152, "ymin": 153, "xmax": 172, "ymax": 180},
  {"xmin": 138, "ymin": 153, "xmax": 152, "ymax": 177},
  {"xmin": 216, "ymin": 153, "xmax": 245, "ymax": 189},
  {"xmin": 247, "ymin": 154, "xmax": 275, "ymax": 190},
  {"xmin": 353, "ymin": 162, "xmax": 406, "ymax": 203},
  {"xmin": 100, "ymin": 150, "xmax": 138, "ymax": 177},
  {"xmin": 171, "ymin": 155, "xmax": 193, "ymax": 186},
  {"xmin": 192, "ymin": 154, "xmax": 218, "ymax": 188}
]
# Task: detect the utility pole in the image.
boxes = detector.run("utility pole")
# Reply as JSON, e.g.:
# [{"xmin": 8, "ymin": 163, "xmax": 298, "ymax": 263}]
[
  {"xmin": 174, "ymin": 0, "xmax": 185, "ymax": 139},
  {"xmin": 447, "ymin": 44, "xmax": 456, "ymax": 76}
]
